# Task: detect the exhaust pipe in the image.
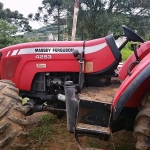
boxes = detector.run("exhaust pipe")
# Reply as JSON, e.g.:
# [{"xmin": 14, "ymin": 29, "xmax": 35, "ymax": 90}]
[{"xmin": 64, "ymin": 81, "xmax": 79, "ymax": 132}]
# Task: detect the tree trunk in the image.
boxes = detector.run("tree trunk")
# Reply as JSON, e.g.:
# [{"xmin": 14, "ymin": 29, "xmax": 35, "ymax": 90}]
[
  {"xmin": 71, "ymin": 0, "xmax": 79, "ymax": 41},
  {"xmin": 57, "ymin": 6, "xmax": 60, "ymax": 41}
]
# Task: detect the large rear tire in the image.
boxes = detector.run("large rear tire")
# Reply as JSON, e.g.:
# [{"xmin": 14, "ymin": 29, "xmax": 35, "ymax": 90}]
[
  {"xmin": 134, "ymin": 90, "xmax": 150, "ymax": 149},
  {"xmin": 0, "ymin": 80, "xmax": 28, "ymax": 150}
]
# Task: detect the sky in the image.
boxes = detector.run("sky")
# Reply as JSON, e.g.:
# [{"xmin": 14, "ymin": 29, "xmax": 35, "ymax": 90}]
[{"xmin": 0, "ymin": 0, "xmax": 44, "ymax": 29}]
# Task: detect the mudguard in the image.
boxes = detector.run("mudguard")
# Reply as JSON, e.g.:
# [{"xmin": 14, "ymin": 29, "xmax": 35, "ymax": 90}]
[
  {"xmin": 113, "ymin": 53, "xmax": 150, "ymax": 120},
  {"xmin": 118, "ymin": 41, "xmax": 150, "ymax": 80}
]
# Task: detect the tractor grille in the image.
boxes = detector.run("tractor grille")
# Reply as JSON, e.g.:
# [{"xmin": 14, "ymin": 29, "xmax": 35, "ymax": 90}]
[
  {"xmin": 31, "ymin": 73, "xmax": 45, "ymax": 91},
  {"xmin": 2, "ymin": 57, "xmax": 21, "ymax": 79}
]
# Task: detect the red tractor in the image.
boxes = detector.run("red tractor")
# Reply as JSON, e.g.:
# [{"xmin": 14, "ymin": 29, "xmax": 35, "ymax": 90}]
[{"xmin": 0, "ymin": 25, "xmax": 149, "ymax": 149}]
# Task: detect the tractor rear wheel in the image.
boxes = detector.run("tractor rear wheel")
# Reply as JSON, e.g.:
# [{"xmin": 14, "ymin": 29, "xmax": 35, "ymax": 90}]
[
  {"xmin": 0, "ymin": 80, "xmax": 28, "ymax": 150},
  {"xmin": 134, "ymin": 90, "xmax": 150, "ymax": 149}
]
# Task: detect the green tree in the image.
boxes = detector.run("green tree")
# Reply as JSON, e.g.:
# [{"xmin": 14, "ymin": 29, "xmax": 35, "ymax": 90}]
[
  {"xmin": 28, "ymin": 0, "xmax": 150, "ymax": 40},
  {"xmin": 75, "ymin": 0, "xmax": 150, "ymax": 39},
  {"xmin": 0, "ymin": 20, "xmax": 34, "ymax": 48},
  {"xmin": 28, "ymin": 0, "xmax": 70, "ymax": 41},
  {"xmin": 0, "ymin": 2, "xmax": 32, "ymax": 32}
]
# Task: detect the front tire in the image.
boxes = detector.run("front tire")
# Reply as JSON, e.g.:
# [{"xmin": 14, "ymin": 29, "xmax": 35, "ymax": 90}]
[
  {"xmin": 134, "ymin": 90, "xmax": 150, "ymax": 149},
  {"xmin": 0, "ymin": 80, "xmax": 28, "ymax": 150}
]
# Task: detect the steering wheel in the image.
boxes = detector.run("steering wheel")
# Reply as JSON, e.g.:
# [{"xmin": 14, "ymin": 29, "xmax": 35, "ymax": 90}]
[{"xmin": 122, "ymin": 25, "xmax": 144, "ymax": 43}]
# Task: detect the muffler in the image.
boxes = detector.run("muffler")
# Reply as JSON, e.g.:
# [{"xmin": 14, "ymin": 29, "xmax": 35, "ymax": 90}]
[{"xmin": 64, "ymin": 81, "xmax": 79, "ymax": 132}]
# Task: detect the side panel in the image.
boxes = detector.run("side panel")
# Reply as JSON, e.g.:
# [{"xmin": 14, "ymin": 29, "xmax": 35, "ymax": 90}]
[
  {"xmin": 113, "ymin": 53, "xmax": 150, "ymax": 120},
  {"xmin": 84, "ymin": 46, "xmax": 116, "ymax": 73},
  {"xmin": 16, "ymin": 54, "xmax": 80, "ymax": 91},
  {"xmin": 17, "ymin": 49, "xmax": 115, "ymax": 91},
  {"xmin": 118, "ymin": 42, "xmax": 150, "ymax": 80}
]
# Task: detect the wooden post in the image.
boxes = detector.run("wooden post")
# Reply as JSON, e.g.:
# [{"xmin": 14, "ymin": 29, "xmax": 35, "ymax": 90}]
[{"xmin": 71, "ymin": 0, "xmax": 79, "ymax": 41}]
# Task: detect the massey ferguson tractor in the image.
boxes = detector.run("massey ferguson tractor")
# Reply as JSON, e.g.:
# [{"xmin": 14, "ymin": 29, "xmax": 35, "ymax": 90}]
[{"xmin": 0, "ymin": 25, "xmax": 150, "ymax": 150}]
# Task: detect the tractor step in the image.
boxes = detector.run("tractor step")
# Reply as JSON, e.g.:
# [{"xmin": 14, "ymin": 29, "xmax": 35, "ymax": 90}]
[
  {"xmin": 75, "ymin": 123, "xmax": 111, "ymax": 149},
  {"xmin": 76, "ymin": 123, "xmax": 111, "ymax": 135}
]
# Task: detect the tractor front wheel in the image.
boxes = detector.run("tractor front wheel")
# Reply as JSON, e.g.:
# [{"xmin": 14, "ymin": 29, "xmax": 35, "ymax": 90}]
[
  {"xmin": 134, "ymin": 90, "xmax": 150, "ymax": 149},
  {"xmin": 0, "ymin": 80, "xmax": 28, "ymax": 150}
]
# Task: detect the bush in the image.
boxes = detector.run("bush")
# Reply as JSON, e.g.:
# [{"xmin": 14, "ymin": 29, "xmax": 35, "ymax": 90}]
[{"xmin": 121, "ymin": 43, "xmax": 133, "ymax": 61}]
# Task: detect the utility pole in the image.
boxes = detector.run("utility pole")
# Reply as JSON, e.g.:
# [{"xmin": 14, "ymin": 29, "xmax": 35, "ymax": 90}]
[{"xmin": 71, "ymin": 0, "xmax": 79, "ymax": 41}]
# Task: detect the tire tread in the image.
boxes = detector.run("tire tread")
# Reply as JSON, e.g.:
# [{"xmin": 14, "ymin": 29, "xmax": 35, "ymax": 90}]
[
  {"xmin": 0, "ymin": 80, "xmax": 28, "ymax": 150},
  {"xmin": 134, "ymin": 90, "xmax": 150, "ymax": 150}
]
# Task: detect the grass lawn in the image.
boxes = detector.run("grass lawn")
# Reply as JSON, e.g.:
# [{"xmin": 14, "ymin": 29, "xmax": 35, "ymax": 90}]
[
  {"xmin": 121, "ymin": 42, "xmax": 134, "ymax": 61},
  {"xmin": 121, "ymin": 49, "xmax": 133, "ymax": 61}
]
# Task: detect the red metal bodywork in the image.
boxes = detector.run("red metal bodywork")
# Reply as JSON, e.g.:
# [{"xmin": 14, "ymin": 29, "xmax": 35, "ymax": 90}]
[
  {"xmin": 111, "ymin": 40, "xmax": 150, "ymax": 119},
  {"xmin": 1, "ymin": 34, "xmax": 150, "ymax": 115},
  {"xmin": 112, "ymin": 42, "xmax": 150, "ymax": 117},
  {"xmin": 0, "ymin": 38, "xmax": 116, "ymax": 91},
  {"xmin": 118, "ymin": 42, "xmax": 150, "ymax": 80},
  {"xmin": 113, "ymin": 53, "xmax": 150, "ymax": 109}
]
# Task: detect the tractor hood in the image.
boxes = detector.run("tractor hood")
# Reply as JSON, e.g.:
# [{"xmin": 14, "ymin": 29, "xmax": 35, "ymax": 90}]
[{"xmin": 0, "ymin": 36, "xmax": 120, "ymax": 90}]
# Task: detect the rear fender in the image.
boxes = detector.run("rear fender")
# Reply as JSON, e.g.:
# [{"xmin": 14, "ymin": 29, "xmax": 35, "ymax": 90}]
[
  {"xmin": 118, "ymin": 42, "xmax": 150, "ymax": 80},
  {"xmin": 113, "ymin": 53, "xmax": 150, "ymax": 120}
]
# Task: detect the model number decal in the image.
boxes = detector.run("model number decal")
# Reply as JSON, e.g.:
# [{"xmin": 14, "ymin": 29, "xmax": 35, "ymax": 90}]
[{"xmin": 35, "ymin": 55, "xmax": 52, "ymax": 59}]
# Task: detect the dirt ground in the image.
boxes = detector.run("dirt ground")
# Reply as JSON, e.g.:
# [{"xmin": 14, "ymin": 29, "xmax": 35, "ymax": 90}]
[
  {"xmin": 26, "ymin": 112, "xmax": 136, "ymax": 150},
  {"xmin": 26, "ymin": 79, "xmax": 136, "ymax": 150}
]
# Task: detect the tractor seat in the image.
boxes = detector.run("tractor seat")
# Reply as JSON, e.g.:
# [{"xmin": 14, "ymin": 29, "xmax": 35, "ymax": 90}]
[
  {"xmin": 85, "ymin": 35, "xmax": 122, "ymax": 86},
  {"xmin": 86, "ymin": 34, "xmax": 121, "ymax": 76}
]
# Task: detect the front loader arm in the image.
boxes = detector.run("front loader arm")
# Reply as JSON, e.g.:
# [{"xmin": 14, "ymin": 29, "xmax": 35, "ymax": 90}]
[{"xmin": 113, "ymin": 53, "xmax": 150, "ymax": 120}]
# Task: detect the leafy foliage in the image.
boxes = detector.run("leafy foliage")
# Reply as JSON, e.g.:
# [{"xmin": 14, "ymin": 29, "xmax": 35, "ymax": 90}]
[
  {"xmin": 28, "ymin": 0, "xmax": 70, "ymax": 40},
  {"xmin": 121, "ymin": 48, "xmax": 133, "ymax": 61},
  {"xmin": 76, "ymin": 0, "xmax": 150, "ymax": 39},
  {"xmin": 28, "ymin": 0, "xmax": 150, "ymax": 41},
  {"xmin": 0, "ymin": 2, "xmax": 31, "ymax": 32},
  {"xmin": 0, "ymin": 20, "xmax": 34, "ymax": 49},
  {"xmin": 24, "ymin": 24, "xmax": 58, "ymax": 41}
]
